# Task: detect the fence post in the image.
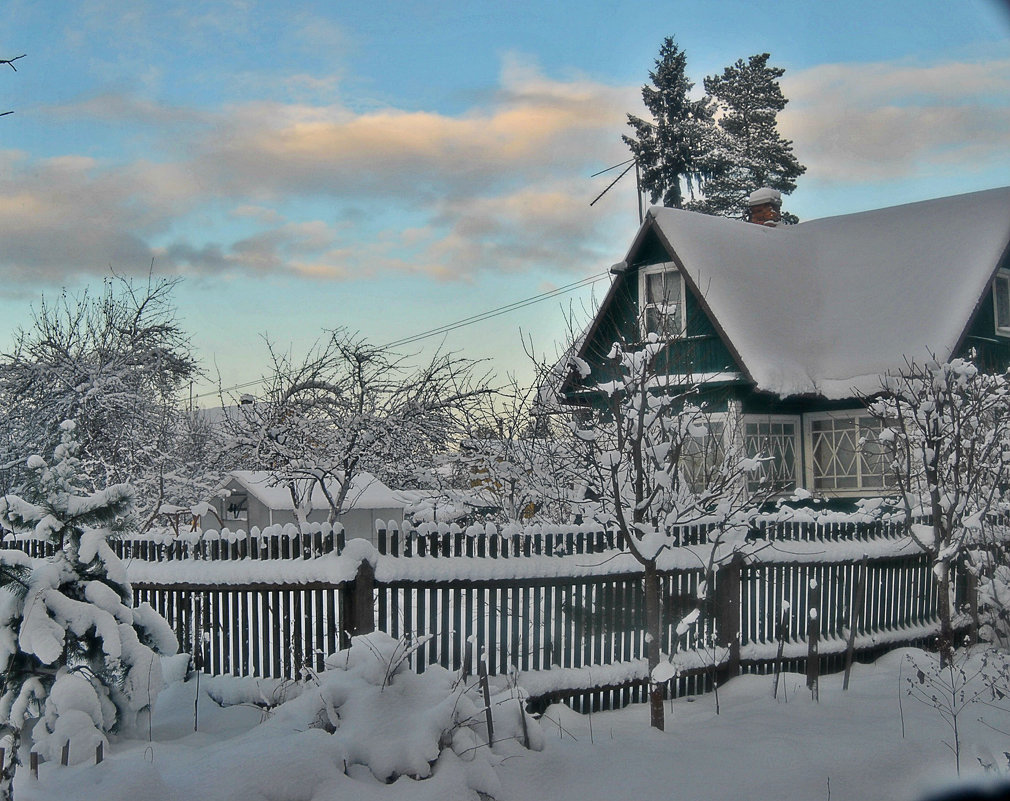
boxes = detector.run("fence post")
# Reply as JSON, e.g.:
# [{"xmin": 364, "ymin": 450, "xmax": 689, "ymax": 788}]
[
  {"xmin": 807, "ymin": 573, "xmax": 821, "ymax": 701},
  {"xmin": 842, "ymin": 556, "xmax": 868, "ymax": 691},
  {"xmin": 478, "ymin": 660, "xmax": 495, "ymax": 745},
  {"xmin": 340, "ymin": 559, "xmax": 376, "ymax": 646},
  {"xmin": 715, "ymin": 554, "xmax": 742, "ymax": 686},
  {"xmin": 966, "ymin": 565, "xmax": 979, "ymax": 645}
]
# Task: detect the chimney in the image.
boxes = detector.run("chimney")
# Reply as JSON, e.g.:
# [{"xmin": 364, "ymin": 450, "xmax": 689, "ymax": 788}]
[{"xmin": 746, "ymin": 187, "xmax": 782, "ymax": 226}]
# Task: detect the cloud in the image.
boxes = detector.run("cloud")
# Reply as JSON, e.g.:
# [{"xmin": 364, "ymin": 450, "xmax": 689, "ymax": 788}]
[
  {"xmin": 185, "ymin": 63, "xmax": 634, "ymax": 203},
  {"xmin": 0, "ymin": 59, "xmax": 637, "ymax": 287},
  {"xmin": 780, "ymin": 58, "xmax": 1010, "ymax": 181},
  {"xmin": 5, "ymin": 52, "xmax": 1008, "ymax": 292},
  {"xmin": 45, "ymin": 93, "xmax": 207, "ymax": 128}
]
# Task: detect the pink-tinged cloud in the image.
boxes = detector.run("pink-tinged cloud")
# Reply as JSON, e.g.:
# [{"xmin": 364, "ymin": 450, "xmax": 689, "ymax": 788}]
[{"xmin": 3, "ymin": 55, "xmax": 1007, "ymax": 290}]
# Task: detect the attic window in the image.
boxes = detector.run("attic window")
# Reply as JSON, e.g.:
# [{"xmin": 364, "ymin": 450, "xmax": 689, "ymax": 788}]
[
  {"xmin": 640, "ymin": 262, "xmax": 685, "ymax": 339},
  {"xmin": 995, "ymin": 271, "xmax": 1010, "ymax": 336}
]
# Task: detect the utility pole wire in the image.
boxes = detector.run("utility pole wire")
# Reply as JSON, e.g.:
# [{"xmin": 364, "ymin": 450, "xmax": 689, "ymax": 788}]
[{"xmin": 192, "ymin": 269, "xmax": 611, "ymax": 402}]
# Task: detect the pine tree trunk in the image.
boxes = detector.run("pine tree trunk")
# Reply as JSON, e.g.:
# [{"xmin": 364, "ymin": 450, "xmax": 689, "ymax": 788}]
[{"xmin": 644, "ymin": 564, "xmax": 665, "ymax": 731}]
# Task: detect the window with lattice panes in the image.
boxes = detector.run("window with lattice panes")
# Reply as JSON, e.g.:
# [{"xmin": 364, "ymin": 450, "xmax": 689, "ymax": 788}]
[
  {"xmin": 681, "ymin": 420, "xmax": 725, "ymax": 493},
  {"xmin": 744, "ymin": 417, "xmax": 799, "ymax": 494},
  {"xmin": 808, "ymin": 413, "xmax": 892, "ymax": 492},
  {"xmin": 639, "ymin": 263, "xmax": 685, "ymax": 339}
]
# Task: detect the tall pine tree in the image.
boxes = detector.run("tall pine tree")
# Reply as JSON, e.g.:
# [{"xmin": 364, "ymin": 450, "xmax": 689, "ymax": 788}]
[
  {"xmin": 689, "ymin": 53, "xmax": 805, "ymax": 221},
  {"xmin": 623, "ymin": 38, "xmax": 717, "ymax": 209}
]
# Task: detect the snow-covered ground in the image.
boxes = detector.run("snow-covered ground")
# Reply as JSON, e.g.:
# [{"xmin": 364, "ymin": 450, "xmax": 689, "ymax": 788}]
[{"xmin": 19, "ymin": 646, "xmax": 1010, "ymax": 801}]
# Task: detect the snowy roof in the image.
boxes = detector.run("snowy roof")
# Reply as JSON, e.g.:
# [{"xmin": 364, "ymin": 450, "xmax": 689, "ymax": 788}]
[
  {"xmin": 637, "ymin": 186, "xmax": 1010, "ymax": 398},
  {"xmin": 224, "ymin": 470, "xmax": 405, "ymax": 511}
]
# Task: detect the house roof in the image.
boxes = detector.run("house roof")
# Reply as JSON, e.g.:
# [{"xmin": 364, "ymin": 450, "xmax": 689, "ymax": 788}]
[
  {"xmin": 224, "ymin": 470, "xmax": 405, "ymax": 511},
  {"xmin": 621, "ymin": 186, "xmax": 1010, "ymax": 399}
]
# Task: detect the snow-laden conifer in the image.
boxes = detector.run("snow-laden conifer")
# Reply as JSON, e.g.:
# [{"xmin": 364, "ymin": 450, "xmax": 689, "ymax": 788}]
[
  {"xmin": 689, "ymin": 53, "xmax": 805, "ymax": 221},
  {"xmin": 623, "ymin": 37, "xmax": 718, "ymax": 209},
  {"xmin": 0, "ymin": 421, "xmax": 177, "ymax": 800}
]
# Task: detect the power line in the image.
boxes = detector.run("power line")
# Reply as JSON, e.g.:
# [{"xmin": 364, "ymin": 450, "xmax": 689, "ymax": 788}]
[
  {"xmin": 192, "ymin": 269, "xmax": 611, "ymax": 401},
  {"xmin": 383, "ymin": 271, "xmax": 608, "ymax": 349}
]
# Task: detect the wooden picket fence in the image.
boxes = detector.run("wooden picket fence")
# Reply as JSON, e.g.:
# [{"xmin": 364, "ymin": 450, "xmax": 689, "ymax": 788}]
[
  {"xmin": 128, "ymin": 523, "xmax": 954, "ymax": 713},
  {"xmin": 1, "ymin": 523, "xmax": 345, "ymax": 561},
  {"xmin": 0, "ymin": 515, "xmax": 909, "ymax": 562}
]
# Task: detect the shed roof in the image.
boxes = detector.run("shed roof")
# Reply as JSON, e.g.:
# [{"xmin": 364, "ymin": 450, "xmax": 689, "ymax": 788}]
[
  {"xmin": 636, "ymin": 186, "xmax": 1010, "ymax": 398},
  {"xmin": 224, "ymin": 470, "xmax": 405, "ymax": 511}
]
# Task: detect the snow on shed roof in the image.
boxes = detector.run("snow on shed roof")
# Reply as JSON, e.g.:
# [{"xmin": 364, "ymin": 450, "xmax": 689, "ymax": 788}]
[
  {"xmin": 225, "ymin": 470, "xmax": 405, "ymax": 511},
  {"xmin": 642, "ymin": 186, "xmax": 1010, "ymax": 398}
]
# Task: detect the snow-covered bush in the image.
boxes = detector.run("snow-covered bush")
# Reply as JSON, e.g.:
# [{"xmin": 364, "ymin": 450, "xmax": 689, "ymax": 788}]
[
  {"xmin": 216, "ymin": 632, "xmax": 541, "ymax": 799},
  {"xmin": 0, "ymin": 421, "xmax": 178, "ymax": 798}
]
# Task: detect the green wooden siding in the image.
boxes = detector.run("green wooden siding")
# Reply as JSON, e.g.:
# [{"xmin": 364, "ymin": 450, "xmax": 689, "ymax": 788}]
[{"xmin": 959, "ymin": 283, "xmax": 1010, "ymax": 373}]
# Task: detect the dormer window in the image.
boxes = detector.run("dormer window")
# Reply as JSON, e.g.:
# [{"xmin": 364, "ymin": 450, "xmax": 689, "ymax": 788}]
[
  {"xmin": 995, "ymin": 270, "xmax": 1010, "ymax": 336},
  {"xmin": 640, "ymin": 262, "xmax": 685, "ymax": 339}
]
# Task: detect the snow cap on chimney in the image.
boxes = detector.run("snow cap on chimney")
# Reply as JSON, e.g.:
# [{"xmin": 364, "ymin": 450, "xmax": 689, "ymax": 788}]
[
  {"xmin": 746, "ymin": 187, "xmax": 782, "ymax": 225},
  {"xmin": 746, "ymin": 187, "xmax": 782, "ymax": 208}
]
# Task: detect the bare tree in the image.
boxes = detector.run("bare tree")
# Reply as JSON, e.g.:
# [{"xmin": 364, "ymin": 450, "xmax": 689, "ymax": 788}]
[
  {"xmin": 0, "ymin": 274, "xmax": 205, "ymax": 528},
  {"xmin": 224, "ymin": 329, "xmax": 491, "ymax": 525},
  {"xmin": 866, "ymin": 355, "xmax": 1010, "ymax": 659},
  {"xmin": 567, "ymin": 333, "xmax": 769, "ymax": 729},
  {"xmin": 443, "ymin": 373, "xmax": 584, "ymax": 525}
]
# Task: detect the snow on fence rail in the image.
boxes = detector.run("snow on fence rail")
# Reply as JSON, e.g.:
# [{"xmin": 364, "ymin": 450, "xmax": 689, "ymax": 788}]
[{"xmin": 127, "ymin": 529, "xmax": 954, "ymax": 713}]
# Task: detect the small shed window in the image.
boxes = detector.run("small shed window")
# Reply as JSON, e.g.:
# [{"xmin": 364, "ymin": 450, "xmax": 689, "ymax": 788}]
[
  {"xmin": 639, "ymin": 263, "xmax": 685, "ymax": 339},
  {"xmin": 225, "ymin": 491, "xmax": 248, "ymax": 521},
  {"xmin": 995, "ymin": 271, "xmax": 1010, "ymax": 336}
]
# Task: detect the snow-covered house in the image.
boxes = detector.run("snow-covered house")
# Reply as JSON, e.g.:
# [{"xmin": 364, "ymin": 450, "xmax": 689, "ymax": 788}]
[
  {"xmin": 213, "ymin": 470, "xmax": 408, "ymax": 542},
  {"xmin": 559, "ymin": 187, "xmax": 1010, "ymax": 499}
]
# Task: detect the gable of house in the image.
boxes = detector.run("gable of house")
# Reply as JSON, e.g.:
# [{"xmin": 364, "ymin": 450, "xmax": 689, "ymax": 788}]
[
  {"xmin": 569, "ymin": 186, "xmax": 1010, "ymax": 400},
  {"xmin": 560, "ymin": 186, "xmax": 1010, "ymax": 500}
]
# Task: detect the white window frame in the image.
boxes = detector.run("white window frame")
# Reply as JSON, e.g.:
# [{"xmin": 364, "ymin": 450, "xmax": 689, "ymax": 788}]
[
  {"xmin": 994, "ymin": 269, "xmax": 1010, "ymax": 337},
  {"xmin": 679, "ymin": 412, "xmax": 727, "ymax": 494},
  {"xmin": 803, "ymin": 411, "xmax": 893, "ymax": 496},
  {"xmin": 639, "ymin": 262, "xmax": 686, "ymax": 340},
  {"xmin": 742, "ymin": 414, "xmax": 801, "ymax": 495}
]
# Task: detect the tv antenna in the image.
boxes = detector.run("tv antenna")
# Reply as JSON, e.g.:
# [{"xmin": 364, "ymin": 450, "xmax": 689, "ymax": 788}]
[{"xmin": 589, "ymin": 157, "xmax": 643, "ymax": 224}]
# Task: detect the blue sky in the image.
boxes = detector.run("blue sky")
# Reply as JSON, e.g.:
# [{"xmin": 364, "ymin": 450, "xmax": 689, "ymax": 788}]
[{"xmin": 2, "ymin": 0, "xmax": 1009, "ymax": 401}]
